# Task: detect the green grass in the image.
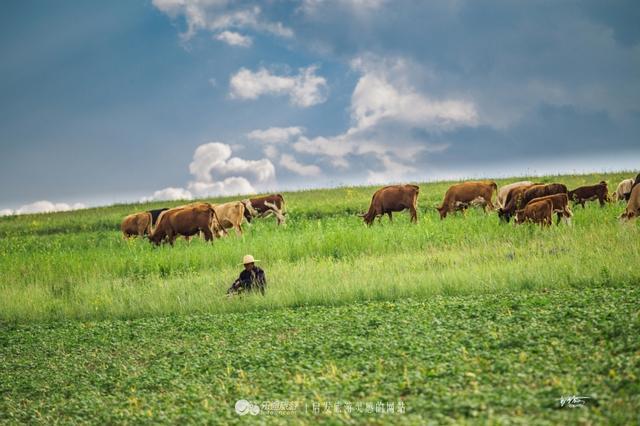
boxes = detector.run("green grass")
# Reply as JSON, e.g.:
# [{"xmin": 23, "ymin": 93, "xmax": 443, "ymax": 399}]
[
  {"xmin": 0, "ymin": 171, "xmax": 637, "ymax": 322},
  {"xmin": 1, "ymin": 171, "xmax": 638, "ymax": 424},
  {"xmin": 1, "ymin": 285, "xmax": 638, "ymax": 424}
]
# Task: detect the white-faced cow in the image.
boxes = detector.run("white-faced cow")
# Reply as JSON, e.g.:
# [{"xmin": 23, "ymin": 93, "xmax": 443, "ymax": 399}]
[{"xmin": 241, "ymin": 194, "xmax": 286, "ymax": 225}]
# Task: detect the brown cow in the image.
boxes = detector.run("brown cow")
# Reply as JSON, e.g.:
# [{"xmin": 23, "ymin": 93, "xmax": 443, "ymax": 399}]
[
  {"xmin": 121, "ymin": 212, "xmax": 152, "ymax": 238},
  {"xmin": 499, "ymin": 183, "xmax": 567, "ymax": 222},
  {"xmin": 514, "ymin": 199, "xmax": 553, "ymax": 227},
  {"xmin": 568, "ymin": 181, "xmax": 609, "ymax": 208},
  {"xmin": 619, "ymin": 183, "xmax": 640, "ymax": 221},
  {"xmin": 242, "ymin": 194, "xmax": 286, "ymax": 225},
  {"xmin": 360, "ymin": 184, "xmax": 419, "ymax": 226},
  {"xmin": 436, "ymin": 181, "xmax": 497, "ymax": 219},
  {"xmin": 518, "ymin": 193, "xmax": 572, "ymax": 225},
  {"xmin": 149, "ymin": 203, "xmax": 220, "ymax": 245},
  {"xmin": 212, "ymin": 201, "xmax": 246, "ymax": 236},
  {"xmin": 497, "ymin": 181, "xmax": 534, "ymax": 208}
]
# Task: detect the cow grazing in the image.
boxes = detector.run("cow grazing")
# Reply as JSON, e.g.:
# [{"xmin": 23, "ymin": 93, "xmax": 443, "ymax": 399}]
[
  {"xmin": 499, "ymin": 183, "xmax": 567, "ymax": 222},
  {"xmin": 242, "ymin": 194, "xmax": 286, "ymax": 225},
  {"xmin": 360, "ymin": 184, "xmax": 419, "ymax": 226},
  {"xmin": 147, "ymin": 208, "xmax": 169, "ymax": 227},
  {"xmin": 121, "ymin": 212, "xmax": 152, "ymax": 238},
  {"xmin": 614, "ymin": 178, "xmax": 634, "ymax": 202},
  {"xmin": 149, "ymin": 203, "xmax": 221, "ymax": 246},
  {"xmin": 514, "ymin": 199, "xmax": 553, "ymax": 227},
  {"xmin": 568, "ymin": 181, "xmax": 609, "ymax": 208},
  {"xmin": 619, "ymin": 183, "xmax": 640, "ymax": 221},
  {"xmin": 436, "ymin": 181, "xmax": 497, "ymax": 219},
  {"xmin": 497, "ymin": 181, "xmax": 534, "ymax": 208},
  {"xmin": 520, "ymin": 193, "xmax": 572, "ymax": 225},
  {"xmin": 212, "ymin": 201, "xmax": 246, "ymax": 236}
]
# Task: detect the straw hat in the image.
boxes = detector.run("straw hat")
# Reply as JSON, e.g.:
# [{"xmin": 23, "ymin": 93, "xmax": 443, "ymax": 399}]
[{"xmin": 241, "ymin": 254, "xmax": 260, "ymax": 265}]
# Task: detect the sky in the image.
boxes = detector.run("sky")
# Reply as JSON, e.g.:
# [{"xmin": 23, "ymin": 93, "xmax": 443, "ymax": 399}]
[{"xmin": 1, "ymin": 0, "xmax": 639, "ymax": 214}]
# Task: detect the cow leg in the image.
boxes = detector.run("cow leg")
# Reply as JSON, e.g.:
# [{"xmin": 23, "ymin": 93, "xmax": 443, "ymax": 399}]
[
  {"xmin": 410, "ymin": 206, "xmax": 418, "ymax": 223},
  {"xmin": 234, "ymin": 223, "xmax": 243, "ymax": 236},
  {"xmin": 202, "ymin": 227, "xmax": 214, "ymax": 242},
  {"xmin": 387, "ymin": 211, "xmax": 392, "ymax": 222}
]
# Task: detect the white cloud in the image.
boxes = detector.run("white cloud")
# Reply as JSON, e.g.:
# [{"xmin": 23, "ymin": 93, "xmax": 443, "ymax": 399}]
[
  {"xmin": 287, "ymin": 55, "xmax": 479, "ymax": 183},
  {"xmin": 140, "ymin": 187, "xmax": 193, "ymax": 203},
  {"xmin": 144, "ymin": 142, "xmax": 275, "ymax": 200},
  {"xmin": 215, "ymin": 30, "xmax": 252, "ymax": 47},
  {"xmin": 188, "ymin": 177, "xmax": 256, "ymax": 197},
  {"xmin": 0, "ymin": 201, "xmax": 87, "ymax": 216},
  {"xmin": 189, "ymin": 142, "xmax": 275, "ymax": 184},
  {"xmin": 229, "ymin": 66, "xmax": 328, "ymax": 107},
  {"xmin": 279, "ymin": 154, "xmax": 322, "ymax": 176},
  {"xmin": 247, "ymin": 126, "xmax": 304, "ymax": 144},
  {"xmin": 152, "ymin": 0, "xmax": 293, "ymax": 40}
]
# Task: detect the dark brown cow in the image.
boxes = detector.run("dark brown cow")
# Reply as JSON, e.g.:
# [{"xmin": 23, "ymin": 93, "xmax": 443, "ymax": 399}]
[
  {"xmin": 517, "ymin": 193, "xmax": 572, "ymax": 225},
  {"xmin": 567, "ymin": 181, "xmax": 609, "ymax": 208},
  {"xmin": 149, "ymin": 203, "xmax": 221, "ymax": 246},
  {"xmin": 499, "ymin": 183, "xmax": 567, "ymax": 222},
  {"xmin": 360, "ymin": 184, "xmax": 419, "ymax": 226},
  {"xmin": 514, "ymin": 199, "xmax": 553, "ymax": 226},
  {"xmin": 436, "ymin": 181, "xmax": 497, "ymax": 219},
  {"xmin": 147, "ymin": 208, "xmax": 169, "ymax": 227},
  {"xmin": 242, "ymin": 194, "xmax": 286, "ymax": 225}
]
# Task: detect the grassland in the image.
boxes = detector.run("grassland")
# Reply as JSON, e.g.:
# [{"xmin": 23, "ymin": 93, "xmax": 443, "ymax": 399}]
[{"xmin": 0, "ymin": 171, "xmax": 639, "ymax": 424}]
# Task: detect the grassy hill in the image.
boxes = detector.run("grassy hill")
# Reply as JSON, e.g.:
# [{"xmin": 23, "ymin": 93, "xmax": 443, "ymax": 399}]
[{"xmin": 0, "ymin": 171, "xmax": 639, "ymax": 424}]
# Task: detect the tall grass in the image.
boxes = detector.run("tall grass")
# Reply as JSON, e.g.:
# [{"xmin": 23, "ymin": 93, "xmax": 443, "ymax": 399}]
[{"xmin": 1, "ymin": 171, "xmax": 638, "ymax": 322}]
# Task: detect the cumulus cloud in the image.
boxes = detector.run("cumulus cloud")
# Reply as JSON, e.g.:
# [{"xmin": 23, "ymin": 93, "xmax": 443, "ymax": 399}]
[
  {"xmin": 143, "ymin": 142, "xmax": 275, "ymax": 200},
  {"xmin": 152, "ymin": 0, "xmax": 292, "ymax": 40},
  {"xmin": 0, "ymin": 201, "xmax": 87, "ymax": 217},
  {"xmin": 229, "ymin": 66, "xmax": 328, "ymax": 107},
  {"xmin": 279, "ymin": 154, "xmax": 322, "ymax": 176},
  {"xmin": 215, "ymin": 30, "xmax": 252, "ymax": 47},
  {"xmin": 140, "ymin": 187, "xmax": 193, "ymax": 203},
  {"xmin": 189, "ymin": 142, "xmax": 275, "ymax": 184},
  {"xmin": 285, "ymin": 55, "xmax": 478, "ymax": 181}
]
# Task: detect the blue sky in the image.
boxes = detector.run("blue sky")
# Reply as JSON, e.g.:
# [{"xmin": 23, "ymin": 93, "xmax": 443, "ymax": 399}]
[{"xmin": 1, "ymin": 0, "xmax": 639, "ymax": 214}]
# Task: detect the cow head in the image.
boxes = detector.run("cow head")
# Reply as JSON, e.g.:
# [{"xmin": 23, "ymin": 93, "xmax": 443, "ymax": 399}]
[
  {"xmin": 436, "ymin": 205, "xmax": 447, "ymax": 220},
  {"xmin": 241, "ymin": 199, "xmax": 257, "ymax": 222},
  {"xmin": 497, "ymin": 208, "xmax": 511, "ymax": 223},
  {"xmin": 358, "ymin": 212, "xmax": 374, "ymax": 226}
]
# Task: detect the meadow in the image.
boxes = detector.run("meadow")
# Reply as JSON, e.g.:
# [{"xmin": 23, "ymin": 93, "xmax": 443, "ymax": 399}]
[{"xmin": 1, "ymin": 171, "xmax": 639, "ymax": 424}]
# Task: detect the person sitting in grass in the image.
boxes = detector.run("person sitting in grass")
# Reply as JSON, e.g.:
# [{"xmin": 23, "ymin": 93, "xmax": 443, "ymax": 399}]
[{"xmin": 227, "ymin": 255, "xmax": 266, "ymax": 296}]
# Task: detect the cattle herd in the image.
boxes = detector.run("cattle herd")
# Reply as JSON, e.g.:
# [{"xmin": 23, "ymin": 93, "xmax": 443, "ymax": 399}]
[
  {"xmin": 121, "ymin": 174, "xmax": 640, "ymax": 244},
  {"xmin": 121, "ymin": 194, "xmax": 286, "ymax": 244}
]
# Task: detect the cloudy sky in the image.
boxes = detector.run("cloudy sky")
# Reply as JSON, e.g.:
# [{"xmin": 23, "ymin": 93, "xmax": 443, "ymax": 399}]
[{"xmin": 1, "ymin": 0, "xmax": 639, "ymax": 214}]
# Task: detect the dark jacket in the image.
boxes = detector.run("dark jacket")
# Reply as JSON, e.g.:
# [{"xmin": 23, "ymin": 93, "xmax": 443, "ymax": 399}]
[{"xmin": 227, "ymin": 266, "xmax": 266, "ymax": 295}]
